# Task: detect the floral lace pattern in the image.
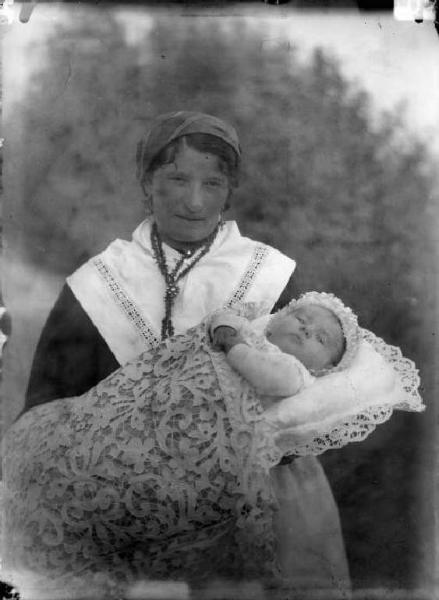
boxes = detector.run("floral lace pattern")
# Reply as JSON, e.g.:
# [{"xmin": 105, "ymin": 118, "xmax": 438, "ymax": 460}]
[
  {"xmin": 263, "ymin": 404, "xmax": 396, "ymax": 461},
  {"xmin": 2, "ymin": 311, "xmax": 279, "ymax": 598}
]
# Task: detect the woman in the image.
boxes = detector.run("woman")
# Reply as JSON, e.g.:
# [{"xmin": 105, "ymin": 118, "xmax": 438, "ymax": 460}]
[
  {"xmin": 24, "ymin": 111, "xmax": 295, "ymax": 409},
  {"xmin": 7, "ymin": 112, "xmax": 370, "ymax": 597}
]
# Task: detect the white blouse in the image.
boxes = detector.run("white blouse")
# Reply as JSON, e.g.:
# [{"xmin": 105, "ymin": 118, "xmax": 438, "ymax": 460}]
[{"xmin": 67, "ymin": 219, "xmax": 295, "ymax": 364}]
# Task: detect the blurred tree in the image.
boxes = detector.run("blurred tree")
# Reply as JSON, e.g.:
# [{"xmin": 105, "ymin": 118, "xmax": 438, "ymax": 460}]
[
  {"xmin": 6, "ymin": 8, "xmax": 437, "ymax": 592},
  {"xmin": 9, "ymin": 11, "xmax": 146, "ymax": 273}
]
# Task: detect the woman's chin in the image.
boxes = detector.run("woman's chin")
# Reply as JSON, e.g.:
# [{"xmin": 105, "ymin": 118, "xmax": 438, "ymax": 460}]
[{"xmin": 167, "ymin": 224, "xmax": 218, "ymax": 245}]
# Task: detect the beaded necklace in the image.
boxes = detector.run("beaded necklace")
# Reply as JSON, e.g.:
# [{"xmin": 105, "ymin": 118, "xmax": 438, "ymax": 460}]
[{"xmin": 150, "ymin": 222, "xmax": 220, "ymax": 340}]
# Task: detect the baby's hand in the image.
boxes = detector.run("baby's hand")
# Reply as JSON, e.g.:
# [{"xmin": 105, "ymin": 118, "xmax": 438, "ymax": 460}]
[{"xmin": 212, "ymin": 326, "xmax": 246, "ymax": 353}]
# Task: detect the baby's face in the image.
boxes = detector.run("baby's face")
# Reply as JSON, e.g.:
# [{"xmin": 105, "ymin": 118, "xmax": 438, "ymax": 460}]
[{"xmin": 266, "ymin": 304, "xmax": 345, "ymax": 372}]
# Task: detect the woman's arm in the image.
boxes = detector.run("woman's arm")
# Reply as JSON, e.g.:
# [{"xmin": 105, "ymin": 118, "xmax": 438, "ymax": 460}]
[{"xmin": 24, "ymin": 284, "xmax": 119, "ymax": 413}]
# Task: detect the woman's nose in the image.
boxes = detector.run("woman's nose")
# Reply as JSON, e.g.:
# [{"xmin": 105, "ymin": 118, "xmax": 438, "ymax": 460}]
[{"xmin": 184, "ymin": 183, "xmax": 205, "ymax": 212}]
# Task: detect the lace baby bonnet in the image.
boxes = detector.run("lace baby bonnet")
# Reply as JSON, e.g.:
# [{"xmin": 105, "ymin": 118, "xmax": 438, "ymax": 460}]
[{"xmin": 259, "ymin": 292, "xmax": 425, "ymax": 461}]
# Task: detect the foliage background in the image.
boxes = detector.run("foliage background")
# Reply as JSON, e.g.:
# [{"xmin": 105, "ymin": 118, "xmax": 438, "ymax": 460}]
[{"xmin": 3, "ymin": 6, "xmax": 438, "ymax": 594}]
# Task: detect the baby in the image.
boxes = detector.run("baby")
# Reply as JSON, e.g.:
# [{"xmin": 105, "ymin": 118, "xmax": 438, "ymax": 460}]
[{"xmin": 210, "ymin": 292, "xmax": 361, "ymax": 403}]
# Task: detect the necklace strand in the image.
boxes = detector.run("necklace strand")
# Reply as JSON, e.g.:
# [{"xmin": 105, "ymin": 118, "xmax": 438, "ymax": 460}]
[{"xmin": 151, "ymin": 222, "xmax": 219, "ymax": 339}]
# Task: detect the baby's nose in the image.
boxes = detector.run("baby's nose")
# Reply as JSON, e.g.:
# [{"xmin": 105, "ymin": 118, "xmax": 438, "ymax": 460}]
[
  {"xmin": 300, "ymin": 324, "xmax": 311, "ymax": 338},
  {"xmin": 300, "ymin": 323, "xmax": 309, "ymax": 337}
]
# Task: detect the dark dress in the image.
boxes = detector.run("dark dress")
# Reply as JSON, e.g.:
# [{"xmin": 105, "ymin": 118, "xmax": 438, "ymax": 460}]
[{"xmin": 24, "ymin": 274, "xmax": 298, "ymax": 412}]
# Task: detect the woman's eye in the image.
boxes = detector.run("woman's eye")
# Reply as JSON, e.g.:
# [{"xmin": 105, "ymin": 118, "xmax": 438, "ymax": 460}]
[
  {"xmin": 204, "ymin": 179, "xmax": 222, "ymax": 188},
  {"xmin": 169, "ymin": 175, "xmax": 187, "ymax": 184}
]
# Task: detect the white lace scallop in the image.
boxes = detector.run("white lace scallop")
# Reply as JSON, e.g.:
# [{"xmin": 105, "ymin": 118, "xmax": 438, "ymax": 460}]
[{"xmin": 360, "ymin": 327, "xmax": 423, "ymax": 412}]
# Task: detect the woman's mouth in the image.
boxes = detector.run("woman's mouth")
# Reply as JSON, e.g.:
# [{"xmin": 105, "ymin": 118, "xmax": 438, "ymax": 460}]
[{"xmin": 176, "ymin": 215, "xmax": 205, "ymax": 222}]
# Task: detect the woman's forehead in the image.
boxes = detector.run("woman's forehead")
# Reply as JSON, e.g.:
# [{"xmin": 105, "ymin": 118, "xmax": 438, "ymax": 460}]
[{"xmin": 157, "ymin": 143, "xmax": 226, "ymax": 175}]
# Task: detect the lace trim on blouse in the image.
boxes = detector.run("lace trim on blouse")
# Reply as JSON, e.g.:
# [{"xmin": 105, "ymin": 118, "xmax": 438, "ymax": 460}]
[
  {"xmin": 93, "ymin": 257, "xmax": 160, "ymax": 350},
  {"xmin": 226, "ymin": 245, "xmax": 269, "ymax": 307}
]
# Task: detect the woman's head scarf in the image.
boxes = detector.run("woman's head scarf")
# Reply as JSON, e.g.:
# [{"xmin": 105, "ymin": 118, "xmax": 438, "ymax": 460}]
[{"xmin": 136, "ymin": 111, "xmax": 241, "ymax": 183}]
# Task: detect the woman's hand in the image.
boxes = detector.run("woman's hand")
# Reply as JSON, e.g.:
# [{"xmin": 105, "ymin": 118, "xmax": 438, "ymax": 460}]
[{"xmin": 212, "ymin": 326, "xmax": 246, "ymax": 353}]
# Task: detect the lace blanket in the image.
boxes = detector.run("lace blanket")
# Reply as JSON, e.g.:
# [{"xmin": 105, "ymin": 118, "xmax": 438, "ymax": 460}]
[
  {"xmin": 1, "ymin": 319, "xmax": 279, "ymax": 598},
  {"xmin": 1, "ymin": 308, "xmax": 423, "ymax": 598}
]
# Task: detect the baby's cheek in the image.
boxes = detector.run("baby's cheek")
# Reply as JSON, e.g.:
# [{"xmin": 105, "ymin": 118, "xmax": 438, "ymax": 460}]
[
  {"xmin": 267, "ymin": 331, "xmax": 282, "ymax": 347},
  {"xmin": 275, "ymin": 336, "xmax": 292, "ymax": 355},
  {"xmin": 320, "ymin": 349, "xmax": 334, "ymax": 368}
]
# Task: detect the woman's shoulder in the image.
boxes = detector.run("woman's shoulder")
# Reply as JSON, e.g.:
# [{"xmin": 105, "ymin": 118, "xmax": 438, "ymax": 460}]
[
  {"xmin": 70, "ymin": 238, "xmax": 136, "ymax": 274},
  {"xmin": 66, "ymin": 234, "xmax": 149, "ymax": 299}
]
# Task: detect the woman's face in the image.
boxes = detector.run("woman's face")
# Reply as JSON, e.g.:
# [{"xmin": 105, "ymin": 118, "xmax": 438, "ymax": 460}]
[{"xmin": 146, "ymin": 140, "xmax": 230, "ymax": 247}]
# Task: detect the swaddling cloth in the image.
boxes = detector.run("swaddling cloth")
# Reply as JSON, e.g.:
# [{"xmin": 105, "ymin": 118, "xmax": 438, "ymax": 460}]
[{"xmin": 1, "ymin": 307, "xmax": 424, "ymax": 599}]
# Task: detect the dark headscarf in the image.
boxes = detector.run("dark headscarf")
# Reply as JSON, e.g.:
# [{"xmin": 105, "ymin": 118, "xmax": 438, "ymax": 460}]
[{"xmin": 136, "ymin": 111, "xmax": 241, "ymax": 183}]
